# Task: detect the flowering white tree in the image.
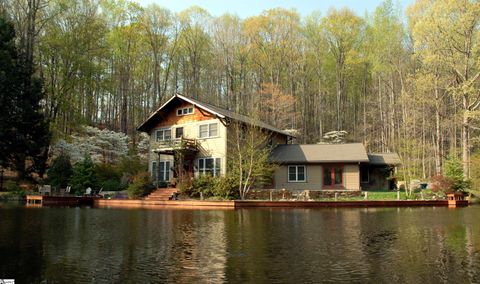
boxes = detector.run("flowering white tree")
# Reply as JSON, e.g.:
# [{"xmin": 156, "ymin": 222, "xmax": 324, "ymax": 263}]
[
  {"xmin": 51, "ymin": 126, "xmax": 129, "ymax": 164},
  {"xmin": 137, "ymin": 132, "xmax": 150, "ymax": 160}
]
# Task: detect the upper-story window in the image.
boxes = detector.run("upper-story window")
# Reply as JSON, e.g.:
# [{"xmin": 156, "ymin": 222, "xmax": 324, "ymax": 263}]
[
  {"xmin": 156, "ymin": 128, "xmax": 172, "ymax": 141},
  {"xmin": 177, "ymin": 107, "xmax": 194, "ymax": 116},
  {"xmin": 199, "ymin": 123, "xmax": 218, "ymax": 138},
  {"xmin": 175, "ymin": 127, "xmax": 183, "ymax": 139}
]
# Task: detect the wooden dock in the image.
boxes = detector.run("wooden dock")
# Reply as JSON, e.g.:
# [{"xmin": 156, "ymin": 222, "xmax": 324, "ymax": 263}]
[{"xmin": 26, "ymin": 195, "xmax": 96, "ymax": 206}]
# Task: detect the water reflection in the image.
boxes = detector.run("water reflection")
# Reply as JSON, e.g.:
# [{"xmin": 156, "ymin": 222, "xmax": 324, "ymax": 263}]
[{"xmin": 0, "ymin": 205, "xmax": 479, "ymax": 283}]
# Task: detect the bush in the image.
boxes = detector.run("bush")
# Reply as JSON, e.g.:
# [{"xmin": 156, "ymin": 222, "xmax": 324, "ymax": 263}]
[
  {"xmin": 191, "ymin": 175, "xmax": 215, "ymax": 198},
  {"xmin": 4, "ymin": 180, "xmax": 21, "ymax": 192},
  {"xmin": 430, "ymin": 175, "xmax": 455, "ymax": 194},
  {"xmin": 95, "ymin": 163, "xmax": 124, "ymax": 191},
  {"xmin": 70, "ymin": 156, "xmax": 98, "ymax": 195},
  {"xmin": 213, "ymin": 176, "xmax": 239, "ymax": 199},
  {"xmin": 179, "ymin": 175, "xmax": 239, "ymax": 200},
  {"xmin": 127, "ymin": 172, "xmax": 155, "ymax": 199},
  {"xmin": 47, "ymin": 153, "xmax": 73, "ymax": 189}
]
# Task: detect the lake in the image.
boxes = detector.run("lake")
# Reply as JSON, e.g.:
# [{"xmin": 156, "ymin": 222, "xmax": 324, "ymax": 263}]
[{"xmin": 0, "ymin": 204, "xmax": 479, "ymax": 283}]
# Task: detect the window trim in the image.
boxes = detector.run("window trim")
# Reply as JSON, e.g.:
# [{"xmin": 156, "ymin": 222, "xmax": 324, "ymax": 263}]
[
  {"xmin": 198, "ymin": 157, "xmax": 221, "ymax": 177},
  {"xmin": 322, "ymin": 165, "xmax": 345, "ymax": 189},
  {"xmin": 176, "ymin": 106, "xmax": 194, "ymax": 116},
  {"xmin": 175, "ymin": 127, "xmax": 184, "ymax": 139},
  {"xmin": 155, "ymin": 128, "xmax": 172, "ymax": 142},
  {"xmin": 288, "ymin": 165, "xmax": 306, "ymax": 182},
  {"xmin": 152, "ymin": 161, "xmax": 171, "ymax": 181},
  {"xmin": 198, "ymin": 123, "xmax": 219, "ymax": 139}
]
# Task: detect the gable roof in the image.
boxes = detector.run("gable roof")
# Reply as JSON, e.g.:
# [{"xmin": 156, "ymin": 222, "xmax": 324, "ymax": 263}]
[
  {"xmin": 137, "ymin": 93, "xmax": 294, "ymax": 137},
  {"xmin": 270, "ymin": 143, "xmax": 370, "ymax": 164},
  {"xmin": 367, "ymin": 153, "xmax": 402, "ymax": 165}
]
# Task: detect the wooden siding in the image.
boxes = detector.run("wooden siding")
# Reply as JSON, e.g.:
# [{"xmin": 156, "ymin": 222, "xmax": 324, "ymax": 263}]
[
  {"xmin": 149, "ymin": 117, "xmax": 228, "ymax": 176},
  {"xmin": 273, "ymin": 164, "xmax": 360, "ymax": 190},
  {"xmin": 152, "ymin": 103, "xmax": 214, "ymax": 129},
  {"xmin": 343, "ymin": 164, "xmax": 360, "ymax": 190}
]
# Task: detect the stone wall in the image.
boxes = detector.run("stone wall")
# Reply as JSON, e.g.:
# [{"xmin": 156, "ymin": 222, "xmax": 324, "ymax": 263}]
[{"xmin": 246, "ymin": 189, "xmax": 362, "ymax": 200}]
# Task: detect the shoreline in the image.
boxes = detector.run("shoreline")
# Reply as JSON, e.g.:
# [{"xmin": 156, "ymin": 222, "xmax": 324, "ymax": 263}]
[{"xmin": 20, "ymin": 195, "xmax": 470, "ymax": 209}]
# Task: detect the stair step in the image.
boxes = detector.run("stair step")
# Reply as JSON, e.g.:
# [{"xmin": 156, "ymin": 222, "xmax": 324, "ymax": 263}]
[{"xmin": 145, "ymin": 188, "xmax": 178, "ymax": 201}]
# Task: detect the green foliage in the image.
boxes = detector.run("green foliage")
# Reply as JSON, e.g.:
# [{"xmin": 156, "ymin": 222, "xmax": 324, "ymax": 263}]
[
  {"xmin": 471, "ymin": 151, "xmax": 480, "ymax": 194},
  {"xmin": 444, "ymin": 156, "xmax": 470, "ymax": 192},
  {"xmin": 118, "ymin": 155, "xmax": 147, "ymax": 179},
  {"xmin": 3, "ymin": 180, "xmax": 21, "ymax": 192},
  {"xmin": 0, "ymin": 14, "xmax": 50, "ymax": 178},
  {"xmin": 95, "ymin": 163, "xmax": 124, "ymax": 191},
  {"xmin": 127, "ymin": 171, "xmax": 154, "ymax": 199},
  {"xmin": 47, "ymin": 154, "xmax": 73, "ymax": 189},
  {"xmin": 181, "ymin": 175, "xmax": 239, "ymax": 200},
  {"xmin": 212, "ymin": 175, "xmax": 239, "ymax": 199},
  {"xmin": 70, "ymin": 156, "xmax": 98, "ymax": 195},
  {"xmin": 191, "ymin": 175, "xmax": 215, "ymax": 198}
]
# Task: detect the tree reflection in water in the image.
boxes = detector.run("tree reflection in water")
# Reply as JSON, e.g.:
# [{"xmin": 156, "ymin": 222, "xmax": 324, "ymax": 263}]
[{"xmin": 0, "ymin": 205, "xmax": 479, "ymax": 283}]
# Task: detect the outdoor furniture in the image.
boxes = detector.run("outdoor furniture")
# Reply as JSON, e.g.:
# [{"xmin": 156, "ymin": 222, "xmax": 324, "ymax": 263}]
[
  {"xmin": 38, "ymin": 185, "xmax": 51, "ymax": 195},
  {"xmin": 65, "ymin": 186, "xmax": 71, "ymax": 196}
]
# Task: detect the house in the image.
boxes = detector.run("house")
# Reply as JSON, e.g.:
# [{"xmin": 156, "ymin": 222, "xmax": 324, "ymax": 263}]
[
  {"xmin": 137, "ymin": 93, "xmax": 293, "ymax": 186},
  {"xmin": 270, "ymin": 144, "xmax": 400, "ymax": 191},
  {"xmin": 138, "ymin": 94, "xmax": 400, "ymax": 191}
]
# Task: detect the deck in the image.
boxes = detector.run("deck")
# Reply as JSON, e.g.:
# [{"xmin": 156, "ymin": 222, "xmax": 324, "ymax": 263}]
[{"xmin": 26, "ymin": 195, "xmax": 96, "ymax": 206}]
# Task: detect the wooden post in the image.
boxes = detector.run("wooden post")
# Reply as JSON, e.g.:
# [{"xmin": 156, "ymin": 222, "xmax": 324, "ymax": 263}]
[
  {"xmin": 200, "ymin": 192, "xmax": 203, "ymax": 201},
  {"xmin": 335, "ymin": 192, "xmax": 338, "ymax": 201},
  {"xmin": 270, "ymin": 190, "xmax": 273, "ymax": 201},
  {"xmin": 397, "ymin": 190, "xmax": 400, "ymax": 200},
  {"xmin": 364, "ymin": 191, "xmax": 368, "ymax": 200}
]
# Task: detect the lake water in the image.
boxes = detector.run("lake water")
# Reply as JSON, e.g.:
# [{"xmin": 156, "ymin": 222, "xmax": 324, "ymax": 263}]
[{"xmin": 0, "ymin": 204, "xmax": 479, "ymax": 283}]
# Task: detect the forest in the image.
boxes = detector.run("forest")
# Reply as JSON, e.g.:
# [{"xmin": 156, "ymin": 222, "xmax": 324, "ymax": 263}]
[{"xmin": 0, "ymin": 0, "xmax": 479, "ymax": 189}]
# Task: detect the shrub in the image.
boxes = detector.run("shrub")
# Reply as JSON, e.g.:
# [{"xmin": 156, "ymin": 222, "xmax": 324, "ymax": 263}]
[
  {"xmin": 213, "ymin": 176, "xmax": 239, "ymax": 199},
  {"xmin": 127, "ymin": 172, "xmax": 154, "ymax": 199},
  {"xmin": 47, "ymin": 153, "xmax": 73, "ymax": 189},
  {"xmin": 430, "ymin": 175, "xmax": 455, "ymax": 194},
  {"xmin": 4, "ymin": 180, "xmax": 21, "ymax": 192},
  {"xmin": 191, "ymin": 175, "xmax": 215, "ymax": 198},
  {"xmin": 179, "ymin": 175, "xmax": 239, "ymax": 200},
  {"xmin": 95, "ymin": 163, "xmax": 123, "ymax": 191},
  {"xmin": 70, "ymin": 156, "xmax": 98, "ymax": 195}
]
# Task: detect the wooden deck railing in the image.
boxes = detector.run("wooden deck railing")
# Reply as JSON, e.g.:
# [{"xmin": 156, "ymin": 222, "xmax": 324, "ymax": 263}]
[{"xmin": 156, "ymin": 137, "xmax": 198, "ymax": 151}]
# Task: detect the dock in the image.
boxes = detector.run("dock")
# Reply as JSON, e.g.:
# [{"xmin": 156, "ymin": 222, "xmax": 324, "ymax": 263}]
[{"xmin": 26, "ymin": 195, "xmax": 96, "ymax": 206}]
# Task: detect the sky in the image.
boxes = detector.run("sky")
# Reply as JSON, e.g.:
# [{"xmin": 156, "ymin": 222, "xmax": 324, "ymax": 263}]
[{"xmin": 136, "ymin": 0, "xmax": 415, "ymax": 18}]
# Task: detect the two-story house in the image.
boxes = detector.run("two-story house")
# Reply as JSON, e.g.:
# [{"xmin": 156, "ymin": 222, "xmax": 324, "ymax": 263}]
[
  {"xmin": 138, "ymin": 94, "xmax": 401, "ymax": 192},
  {"xmin": 137, "ymin": 94, "xmax": 293, "ymax": 186}
]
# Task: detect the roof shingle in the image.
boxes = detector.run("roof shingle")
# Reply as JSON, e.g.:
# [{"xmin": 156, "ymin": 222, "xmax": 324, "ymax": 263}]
[{"xmin": 270, "ymin": 143, "xmax": 370, "ymax": 163}]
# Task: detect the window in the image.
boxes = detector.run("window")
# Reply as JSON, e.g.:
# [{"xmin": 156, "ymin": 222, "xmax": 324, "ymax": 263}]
[
  {"xmin": 198, "ymin": 158, "xmax": 221, "ymax": 177},
  {"xmin": 175, "ymin": 127, "xmax": 183, "ymax": 139},
  {"xmin": 152, "ymin": 161, "xmax": 170, "ymax": 181},
  {"xmin": 156, "ymin": 129, "xmax": 171, "ymax": 141},
  {"xmin": 199, "ymin": 123, "xmax": 218, "ymax": 138},
  {"xmin": 288, "ymin": 165, "xmax": 306, "ymax": 182},
  {"xmin": 323, "ymin": 166, "xmax": 344, "ymax": 188},
  {"xmin": 177, "ymin": 107, "xmax": 194, "ymax": 116},
  {"xmin": 360, "ymin": 166, "xmax": 369, "ymax": 183}
]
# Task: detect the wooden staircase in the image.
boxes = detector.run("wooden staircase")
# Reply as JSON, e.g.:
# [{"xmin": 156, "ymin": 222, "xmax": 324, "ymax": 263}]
[{"xmin": 145, "ymin": 188, "xmax": 178, "ymax": 201}]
